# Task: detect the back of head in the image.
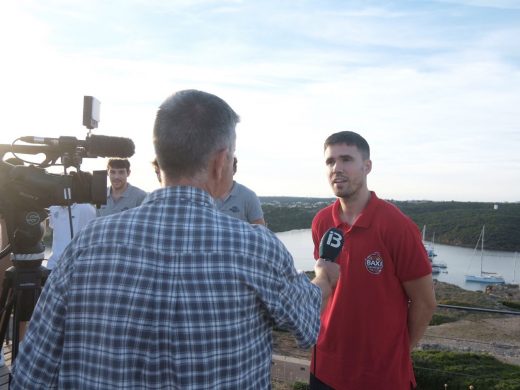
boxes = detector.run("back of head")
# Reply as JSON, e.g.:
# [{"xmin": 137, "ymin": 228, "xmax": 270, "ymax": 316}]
[
  {"xmin": 153, "ymin": 90, "xmax": 239, "ymax": 179},
  {"xmin": 324, "ymin": 131, "xmax": 370, "ymax": 160},
  {"xmin": 107, "ymin": 158, "xmax": 130, "ymax": 171}
]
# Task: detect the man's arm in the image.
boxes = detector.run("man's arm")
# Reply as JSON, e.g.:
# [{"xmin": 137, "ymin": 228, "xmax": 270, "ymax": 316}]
[
  {"xmin": 402, "ymin": 274, "xmax": 437, "ymax": 350},
  {"xmin": 311, "ymin": 258, "xmax": 340, "ymax": 312},
  {"xmin": 250, "ymin": 217, "xmax": 265, "ymax": 226},
  {"xmin": 244, "ymin": 186, "xmax": 265, "ymax": 225}
]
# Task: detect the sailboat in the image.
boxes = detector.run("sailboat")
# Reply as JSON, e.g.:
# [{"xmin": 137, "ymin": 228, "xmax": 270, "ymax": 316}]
[
  {"xmin": 430, "ymin": 232, "xmax": 447, "ymax": 268},
  {"xmin": 422, "ymin": 226, "xmax": 446, "ymax": 273},
  {"xmin": 421, "ymin": 225, "xmax": 437, "ymax": 259},
  {"xmin": 465, "ymin": 225, "xmax": 505, "ymax": 284}
]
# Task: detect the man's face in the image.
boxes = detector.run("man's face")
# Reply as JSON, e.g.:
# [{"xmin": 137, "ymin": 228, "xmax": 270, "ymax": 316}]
[
  {"xmin": 108, "ymin": 167, "xmax": 130, "ymax": 191},
  {"xmin": 324, "ymin": 143, "xmax": 371, "ymax": 200}
]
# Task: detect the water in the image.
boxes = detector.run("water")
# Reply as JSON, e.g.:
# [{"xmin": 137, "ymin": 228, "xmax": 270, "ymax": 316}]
[
  {"xmin": 276, "ymin": 229, "xmax": 520, "ymax": 292},
  {"xmin": 42, "ymin": 229, "xmax": 519, "ymax": 292}
]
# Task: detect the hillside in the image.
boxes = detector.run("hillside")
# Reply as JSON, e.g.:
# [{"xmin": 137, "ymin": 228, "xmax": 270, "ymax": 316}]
[{"xmin": 260, "ymin": 197, "xmax": 520, "ymax": 252}]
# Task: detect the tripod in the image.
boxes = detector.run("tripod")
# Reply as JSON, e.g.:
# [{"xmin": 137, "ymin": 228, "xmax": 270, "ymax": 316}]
[{"xmin": 0, "ymin": 260, "xmax": 48, "ymax": 362}]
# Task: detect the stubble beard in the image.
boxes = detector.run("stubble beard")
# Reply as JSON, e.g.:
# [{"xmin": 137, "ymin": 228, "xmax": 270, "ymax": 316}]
[{"xmin": 331, "ymin": 180, "xmax": 362, "ymax": 202}]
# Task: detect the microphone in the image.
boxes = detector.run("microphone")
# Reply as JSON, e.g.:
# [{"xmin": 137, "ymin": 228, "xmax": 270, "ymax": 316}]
[
  {"xmin": 319, "ymin": 227, "xmax": 344, "ymax": 262},
  {"xmin": 20, "ymin": 135, "xmax": 135, "ymax": 158},
  {"xmin": 84, "ymin": 135, "xmax": 135, "ymax": 158}
]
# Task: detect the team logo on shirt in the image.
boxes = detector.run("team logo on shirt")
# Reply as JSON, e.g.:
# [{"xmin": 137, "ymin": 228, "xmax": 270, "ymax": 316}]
[{"xmin": 364, "ymin": 252, "xmax": 384, "ymax": 275}]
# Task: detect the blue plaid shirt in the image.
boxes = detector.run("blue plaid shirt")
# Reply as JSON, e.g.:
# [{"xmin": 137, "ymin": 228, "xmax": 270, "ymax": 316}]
[{"xmin": 11, "ymin": 186, "xmax": 321, "ymax": 389}]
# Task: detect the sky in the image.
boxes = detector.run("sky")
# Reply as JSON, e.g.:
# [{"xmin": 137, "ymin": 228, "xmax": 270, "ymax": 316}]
[{"xmin": 0, "ymin": 0, "xmax": 519, "ymax": 202}]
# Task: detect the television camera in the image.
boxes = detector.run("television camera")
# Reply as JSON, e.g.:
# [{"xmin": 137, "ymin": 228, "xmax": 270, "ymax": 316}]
[{"xmin": 0, "ymin": 96, "xmax": 135, "ymax": 360}]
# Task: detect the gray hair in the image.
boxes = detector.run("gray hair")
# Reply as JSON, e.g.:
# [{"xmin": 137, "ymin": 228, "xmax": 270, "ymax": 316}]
[{"xmin": 153, "ymin": 90, "xmax": 239, "ymax": 178}]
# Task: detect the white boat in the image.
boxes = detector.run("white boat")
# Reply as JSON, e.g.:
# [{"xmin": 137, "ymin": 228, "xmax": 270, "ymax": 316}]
[{"xmin": 464, "ymin": 225, "xmax": 505, "ymax": 284}]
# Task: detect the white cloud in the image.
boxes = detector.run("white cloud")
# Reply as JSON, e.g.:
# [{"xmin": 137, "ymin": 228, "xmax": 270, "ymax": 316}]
[{"xmin": 0, "ymin": 1, "xmax": 519, "ymax": 201}]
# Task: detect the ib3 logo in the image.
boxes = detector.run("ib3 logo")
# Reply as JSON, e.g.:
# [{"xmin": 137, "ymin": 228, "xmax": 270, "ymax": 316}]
[{"xmin": 364, "ymin": 252, "xmax": 384, "ymax": 275}]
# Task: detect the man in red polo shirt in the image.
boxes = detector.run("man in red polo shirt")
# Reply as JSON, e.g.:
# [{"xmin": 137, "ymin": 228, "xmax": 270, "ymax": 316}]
[{"xmin": 310, "ymin": 131, "xmax": 437, "ymax": 390}]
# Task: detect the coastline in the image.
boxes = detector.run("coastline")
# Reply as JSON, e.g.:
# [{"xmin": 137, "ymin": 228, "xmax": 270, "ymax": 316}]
[{"xmin": 273, "ymin": 281, "xmax": 520, "ymax": 365}]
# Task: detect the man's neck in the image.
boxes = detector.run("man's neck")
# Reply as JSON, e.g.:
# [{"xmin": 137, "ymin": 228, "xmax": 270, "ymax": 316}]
[
  {"xmin": 220, "ymin": 181, "xmax": 235, "ymax": 200},
  {"xmin": 111, "ymin": 183, "xmax": 129, "ymax": 200},
  {"xmin": 162, "ymin": 174, "xmax": 218, "ymax": 198},
  {"xmin": 338, "ymin": 188, "xmax": 371, "ymax": 226}
]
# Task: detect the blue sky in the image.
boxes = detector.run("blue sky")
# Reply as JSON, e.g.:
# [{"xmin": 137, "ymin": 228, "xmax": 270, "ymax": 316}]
[{"xmin": 1, "ymin": 0, "xmax": 519, "ymax": 201}]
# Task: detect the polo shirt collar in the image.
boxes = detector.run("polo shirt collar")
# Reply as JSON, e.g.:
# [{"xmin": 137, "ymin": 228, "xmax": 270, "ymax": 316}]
[
  {"xmin": 107, "ymin": 183, "xmax": 132, "ymax": 199},
  {"xmin": 332, "ymin": 191, "xmax": 379, "ymax": 229},
  {"xmin": 220, "ymin": 181, "xmax": 237, "ymax": 203}
]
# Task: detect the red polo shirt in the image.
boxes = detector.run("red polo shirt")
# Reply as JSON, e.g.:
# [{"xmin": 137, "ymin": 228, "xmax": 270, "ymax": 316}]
[{"xmin": 311, "ymin": 192, "xmax": 431, "ymax": 390}]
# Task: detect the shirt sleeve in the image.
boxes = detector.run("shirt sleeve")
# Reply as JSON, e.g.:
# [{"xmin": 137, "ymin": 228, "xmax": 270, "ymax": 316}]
[
  {"xmin": 245, "ymin": 190, "xmax": 264, "ymax": 223},
  {"xmin": 251, "ymin": 233, "xmax": 322, "ymax": 348},
  {"xmin": 388, "ymin": 218, "xmax": 432, "ymax": 282},
  {"xmin": 10, "ymin": 241, "xmax": 74, "ymax": 389},
  {"xmin": 136, "ymin": 189, "xmax": 147, "ymax": 206}
]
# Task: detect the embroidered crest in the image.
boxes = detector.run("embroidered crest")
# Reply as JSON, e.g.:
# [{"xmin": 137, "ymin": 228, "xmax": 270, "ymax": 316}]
[{"xmin": 364, "ymin": 252, "xmax": 384, "ymax": 275}]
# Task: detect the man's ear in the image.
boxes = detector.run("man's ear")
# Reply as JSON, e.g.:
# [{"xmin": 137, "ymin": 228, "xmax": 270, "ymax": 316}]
[
  {"xmin": 364, "ymin": 159, "xmax": 372, "ymax": 175},
  {"xmin": 212, "ymin": 149, "xmax": 229, "ymax": 181},
  {"xmin": 127, "ymin": 169, "xmax": 131, "ymax": 176}
]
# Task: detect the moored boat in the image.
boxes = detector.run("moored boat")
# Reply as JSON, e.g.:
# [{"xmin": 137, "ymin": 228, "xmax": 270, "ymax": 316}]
[{"xmin": 464, "ymin": 225, "xmax": 505, "ymax": 284}]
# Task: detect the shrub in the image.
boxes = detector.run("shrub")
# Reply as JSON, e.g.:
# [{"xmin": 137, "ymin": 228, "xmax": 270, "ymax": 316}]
[
  {"xmin": 292, "ymin": 382, "xmax": 309, "ymax": 390},
  {"xmin": 413, "ymin": 351, "xmax": 520, "ymax": 389},
  {"xmin": 429, "ymin": 313, "xmax": 458, "ymax": 326},
  {"xmin": 501, "ymin": 300, "xmax": 520, "ymax": 310}
]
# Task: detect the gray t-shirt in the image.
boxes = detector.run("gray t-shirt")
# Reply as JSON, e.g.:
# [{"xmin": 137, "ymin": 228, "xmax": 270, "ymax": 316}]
[
  {"xmin": 216, "ymin": 181, "xmax": 264, "ymax": 223},
  {"xmin": 97, "ymin": 183, "xmax": 147, "ymax": 217}
]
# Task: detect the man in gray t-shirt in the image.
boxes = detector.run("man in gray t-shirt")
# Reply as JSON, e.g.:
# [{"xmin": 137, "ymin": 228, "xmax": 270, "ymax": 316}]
[
  {"xmin": 97, "ymin": 158, "xmax": 147, "ymax": 217},
  {"xmin": 216, "ymin": 158, "xmax": 265, "ymax": 225}
]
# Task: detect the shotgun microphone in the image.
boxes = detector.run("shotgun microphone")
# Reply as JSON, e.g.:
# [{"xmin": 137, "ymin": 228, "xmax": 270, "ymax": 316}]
[
  {"xmin": 84, "ymin": 135, "xmax": 135, "ymax": 158},
  {"xmin": 20, "ymin": 135, "xmax": 135, "ymax": 158},
  {"xmin": 319, "ymin": 227, "xmax": 344, "ymax": 262}
]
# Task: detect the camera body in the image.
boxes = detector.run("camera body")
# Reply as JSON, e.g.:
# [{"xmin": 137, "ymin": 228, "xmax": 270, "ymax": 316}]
[
  {"xmin": 0, "ymin": 163, "xmax": 107, "ymax": 211},
  {"xmin": 0, "ymin": 96, "xmax": 134, "ymax": 259}
]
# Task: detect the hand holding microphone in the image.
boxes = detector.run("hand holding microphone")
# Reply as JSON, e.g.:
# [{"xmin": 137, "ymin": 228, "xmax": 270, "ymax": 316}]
[{"xmin": 313, "ymin": 228, "xmax": 343, "ymax": 306}]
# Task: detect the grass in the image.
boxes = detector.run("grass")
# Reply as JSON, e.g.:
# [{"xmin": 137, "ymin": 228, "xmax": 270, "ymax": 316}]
[
  {"xmin": 274, "ymin": 351, "xmax": 520, "ymax": 390},
  {"xmin": 413, "ymin": 351, "xmax": 520, "ymax": 389}
]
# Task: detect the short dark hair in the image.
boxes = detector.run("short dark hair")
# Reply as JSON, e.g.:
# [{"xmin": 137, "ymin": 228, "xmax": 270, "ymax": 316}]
[
  {"xmin": 153, "ymin": 89, "xmax": 239, "ymax": 179},
  {"xmin": 324, "ymin": 131, "xmax": 370, "ymax": 160},
  {"xmin": 107, "ymin": 158, "xmax": 130, "ymax": 171}
]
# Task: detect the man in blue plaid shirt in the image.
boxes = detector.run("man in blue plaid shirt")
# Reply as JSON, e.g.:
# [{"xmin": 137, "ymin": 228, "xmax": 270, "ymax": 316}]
[{"xmin": 11, "ymin": 89, "xmax": 340, "ymax": 389}]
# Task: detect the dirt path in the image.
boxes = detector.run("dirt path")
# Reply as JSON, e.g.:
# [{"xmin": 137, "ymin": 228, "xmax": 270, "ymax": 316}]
[{"xmin": 419, "ymin": 316, "xmax": 520, "ymax": 365}]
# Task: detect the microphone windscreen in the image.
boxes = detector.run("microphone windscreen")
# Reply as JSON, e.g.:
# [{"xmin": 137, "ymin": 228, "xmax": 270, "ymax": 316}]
[
  {"xmin": 319, "ymin": 227, "xmax": 344, "ymax": 262},
  {"xmin": 85, "ymin": 135, "xmax": 135, "ymax": 158}
]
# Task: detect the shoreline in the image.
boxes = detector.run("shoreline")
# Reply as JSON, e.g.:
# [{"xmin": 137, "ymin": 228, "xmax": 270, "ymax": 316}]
[{"xmin": 273, "ymin": 281, "xmax": 520, "ymax": 366}]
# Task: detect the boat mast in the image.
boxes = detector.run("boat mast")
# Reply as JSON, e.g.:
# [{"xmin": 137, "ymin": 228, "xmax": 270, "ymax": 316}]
[{"xmin": 480, "ymin": 225, "xmax": 485, "ymax": 276}]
